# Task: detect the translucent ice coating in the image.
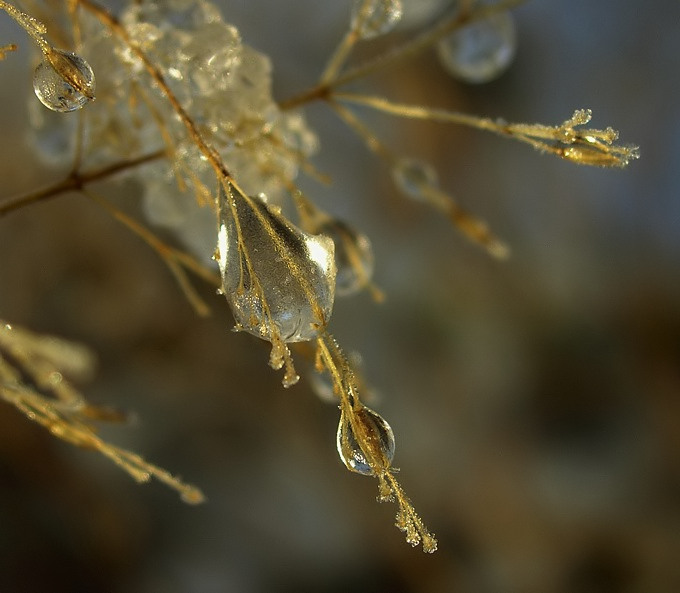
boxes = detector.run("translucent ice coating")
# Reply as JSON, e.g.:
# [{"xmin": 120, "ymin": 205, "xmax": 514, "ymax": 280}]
[
  {"xmin": 28, "ymin": 0, "xmax": 320, "ymax": 262},
  {"xmin": 337, "ymin": 405, "xmax": 395, "ymax": 476},
  {"xmin": 33, "ymin": 49, "xmax": 95, "ymax": 112},
  {"xmin": 217, "ymin": 186, "xmax": 336, "ymax": 343}
]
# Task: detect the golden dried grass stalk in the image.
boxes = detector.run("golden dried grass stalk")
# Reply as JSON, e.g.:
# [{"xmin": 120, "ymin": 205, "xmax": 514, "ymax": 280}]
[{"xmin": 0, "ymin": 320, "xmax": 205, "ymax": 504}]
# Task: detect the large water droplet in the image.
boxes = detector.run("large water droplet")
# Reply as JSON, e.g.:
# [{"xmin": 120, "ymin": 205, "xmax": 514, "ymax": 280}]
[
  {"xmin": 33, "ymin": 49, "xmax": 95, "ymax": 112},
  {"xmin": 337, "ymin": 406, "xmax": 395, "ymax": 476},
  {"xmin": 437, "ymin": 10, "xmax": 516, "ymax": 84},
  {"xmin": 316, "ymin": 218, "xmax": 374, "ymax": 297},
  {"xmin": 217, "ymin": 186, "xmax": 336, "ymax": 343},
  {"xmin": 392, "ymin": 157, "xmax": 439, "ymax": 201},
  {"xmin": 351, "ymin": 0, "xmax": 403, "ymax": 39}
]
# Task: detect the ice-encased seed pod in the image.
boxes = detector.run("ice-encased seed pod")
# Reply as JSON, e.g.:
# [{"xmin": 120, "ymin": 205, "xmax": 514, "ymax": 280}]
[
  {"xmin": 217, "ymin": 186, "xmax": 336, "ymax": 343},
  {"xmin": 33, "ymin": 49, "xmax": 95, "ymax": 112},
  {"xmin": 392, "ymin": 157, "xmax": 439, "ymax": 201},
  {"xmin": 316, "ymin": 218, "xmax": 374, "ymax": 297},
  {"xmin": 351, "ymin": 0, "xmax": 403, "ymax": 39},
  {"xmin": 437, "ymin": 10, "xmax": 516, "ymax": 84},
  {"xmin": 337, "ymin": 406, "xmax": 395, "ymax": 476}
]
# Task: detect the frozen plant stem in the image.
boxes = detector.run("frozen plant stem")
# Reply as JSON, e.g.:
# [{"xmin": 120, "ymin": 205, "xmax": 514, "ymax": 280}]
[
  {"xmin": 316, "ymin": 332, "xmax": 437, "ymax": 552},
  {"xmin": 0, "ymin": 0, "xmax": 641, "ymax": 554},
  {"xmin": 77, "ymin": 0, "xmax": 231, "ymax": 182},
  {"xmin": 335, "ymin": 94, "xmax": 640, "ymax": 168},
  {"xmin": 0, "ymin": 149, "xmax": 166, "ymax": 217},
  {"xmin": 0, "ymin": 321, "xmax": 205, "ymax": 504},
  {"xmin": 1, "ymin": 1, "xmax": 95, "ymax": 106},
  {"xmin": 0, "ymin": 0, "xmax": 51, "ymax": 53}
]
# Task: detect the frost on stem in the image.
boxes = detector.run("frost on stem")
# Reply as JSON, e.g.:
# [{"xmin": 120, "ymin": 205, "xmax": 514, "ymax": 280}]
[
  {"xmin": 0, "ymin": 1, "xmax": 96, "ymax": 111},
  {"xmin": 0, "ymin": 321, "xmax": 204, "ymax": 504},
  {"xmin": 317, "ymin": 333, "xmax": 437, "ymax": 552},
  {"xmin": 547, "ymin": 109, "xmax": 640, "ymax": 168}
]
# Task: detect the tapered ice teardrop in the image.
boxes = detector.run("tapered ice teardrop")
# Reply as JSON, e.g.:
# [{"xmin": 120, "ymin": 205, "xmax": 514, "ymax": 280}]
[
  {"xmin": 316, "ymin": 219, "xmax": 374, "ymax": 297},
  {"xmin": 217, "ymin": 186, "xmax": 336, "ymax": 343},
  {"xmin": 337, "ymin": 406, "xmax": 395, "ymax": 476},
  {"xmin": 437, "ymin": 10, "xmax": 516, "ymax": 84},
  {"xmin": 351, "ymin": 0, "xmax": 403, "ymax": 39},
  {"xmin": 392, "ymin": 157, "xmax": 438, "ymax": 201},
  {"xmin": 33, "ymin": 49, "xmax": 95, "ymax": 112}
]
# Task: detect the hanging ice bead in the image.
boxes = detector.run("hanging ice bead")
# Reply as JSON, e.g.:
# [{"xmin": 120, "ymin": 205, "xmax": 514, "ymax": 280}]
[
  {"xmin": 337, "ymin": 406, "xmax": 395, "ymax": 476},
  {"xmin": 437, "ymin": 10, "xmax": 516, "ymax": 84},
  {"xmin": 217, "ymin": 186, "xmax": 336, "ymax": 343},
  {"xmin": 316, "ymin": 219, "xmax": 374, "ymax": 297},
  {"xmin": 33, "ymin": 49, "xmax": 95, "ymax": 112},
  {"xmin": 351, "ymin": 0, "xmax": 403, "ymax": 39},
  {"xmin": 392, "ymin": 157, "xmax": 439, "ymax": 201}
]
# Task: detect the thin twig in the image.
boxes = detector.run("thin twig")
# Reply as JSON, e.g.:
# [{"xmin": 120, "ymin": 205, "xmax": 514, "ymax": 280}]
[
  {"xmin": 83, "ymin": 188, "xmax": 218, "ymax": 316},
  {"xmin": 0, "ymin": 149, "xmax": 165, "ymax": 217},
  {"xmin": 328, "ymin": 99, "xmax": 509, "ymax": 258},
  {"xmin": 278, "ymin": 0, "xmax": 528, "ymax": 111}
]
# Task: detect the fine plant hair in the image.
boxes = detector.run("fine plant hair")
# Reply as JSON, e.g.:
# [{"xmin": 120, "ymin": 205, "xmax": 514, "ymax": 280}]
[{"xmin": 0, "ymin": 0, "xmax": 638, "ymax": 553}]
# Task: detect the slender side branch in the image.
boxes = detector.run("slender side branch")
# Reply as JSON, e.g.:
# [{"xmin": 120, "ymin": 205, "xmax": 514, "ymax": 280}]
[
  {"xmin": 316, "ymin": 331, "xmax": 437, "ymax": 552},
  {"xmin": 0, "ymin": 149, "xmax": 165, "ymax": 217},
  {"xmin": 335, "ymin": 94, "xmax": 640, "ymax": 168},
  {"xmin": 0, "ymin": 0, "xmax": 51, "ymax": 53},
  {"xmin": 279, "ymin": 0, "xmax": 528, "ymax": 111},
  {"xmin": 83, "ymin": 189, "xmax": 218, "ymax": 317},
  {"xmin": 0, "ymin": 320, "xmax": 205, "ymax": 504},
  {"xmin": 329, "ymin": 99, "xmax": 509, "ymax": 258}
]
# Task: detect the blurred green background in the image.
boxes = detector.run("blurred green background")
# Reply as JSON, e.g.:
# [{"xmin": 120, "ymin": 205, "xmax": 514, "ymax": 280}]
[{"xmin": 1, "ymin": 1, "xmax": 679, "ymax": 591}]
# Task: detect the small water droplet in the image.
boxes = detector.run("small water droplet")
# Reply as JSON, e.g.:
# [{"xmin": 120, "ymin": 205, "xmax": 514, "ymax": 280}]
[
  {"xmin": 351, "ymin": 0, "xmax": 403, "ymax": 39},
  {"xmin": 337, "ymin": 406, "xmax": 395, "ymax": 476},
  {"xmin": 47, "ymin": 371, "xmax": 63, "ymax": 386},
  {"xmin": 316, "ymin": 218, "xmax": 374, "ymax": 297},
  {"xmin": 392, "ymin": 157, "xmax": 438, "ymax": 201},
  {"xmin": 437, "ymin": 10, "xmax": 516, "ymax": 84},
  {"xmin": 33, "ymin": 49, "xmax": 95, "ymax": 112},
  {"xmin": 217, "ymin": 186, "xmax": 336, "ymax": 343}
]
